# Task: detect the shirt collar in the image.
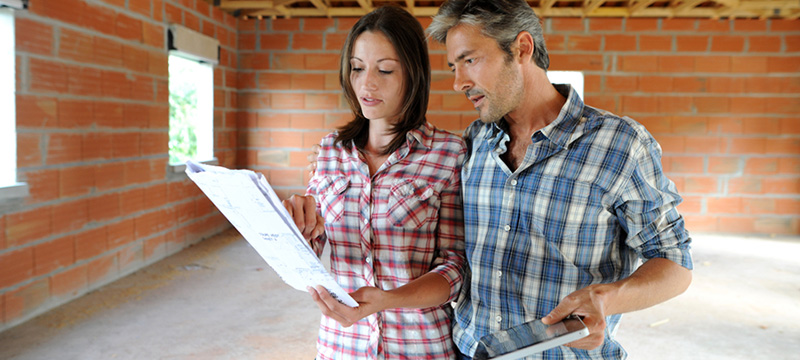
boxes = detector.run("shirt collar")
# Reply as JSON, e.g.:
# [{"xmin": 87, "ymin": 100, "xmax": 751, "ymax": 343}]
[{"xmin": 345, "ymin": 122, "xmax": 433, "ymax": 160}]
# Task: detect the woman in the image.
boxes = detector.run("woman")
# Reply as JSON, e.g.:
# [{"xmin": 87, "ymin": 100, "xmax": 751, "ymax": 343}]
[{"xmin": 282, "ymin": 5, "xmax": 466, "ymax": 360}]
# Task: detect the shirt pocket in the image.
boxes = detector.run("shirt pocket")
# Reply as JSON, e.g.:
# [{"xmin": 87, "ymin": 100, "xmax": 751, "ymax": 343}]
[
  {"xmin": 317, "ymin": 175, "xmax": 350, "ymax": 224},
  {"xmin": 387, "ymin": 178, "xmax": 438, "ymax": 229}
]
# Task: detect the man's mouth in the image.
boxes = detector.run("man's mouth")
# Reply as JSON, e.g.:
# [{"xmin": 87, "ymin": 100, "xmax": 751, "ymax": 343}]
[{"xmin": 469, "ymin": 95, "xmax": 485, "ymax": 108}]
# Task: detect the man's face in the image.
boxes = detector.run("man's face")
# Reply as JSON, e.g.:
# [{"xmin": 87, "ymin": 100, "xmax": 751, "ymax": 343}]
[{"xmin": 446, "ymin": 24, "xmax": 523, "ymax": 124}]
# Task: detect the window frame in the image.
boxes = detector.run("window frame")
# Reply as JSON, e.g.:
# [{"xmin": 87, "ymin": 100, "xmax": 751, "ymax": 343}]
[{"xmin": 0, "ymin": 7, "xmax": 29, "ymax": 201}]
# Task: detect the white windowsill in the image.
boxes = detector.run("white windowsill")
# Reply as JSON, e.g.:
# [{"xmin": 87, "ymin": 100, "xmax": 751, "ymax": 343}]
[
  {"xmin": 168, "ymin": 158, "xmax": 219, "ymax": 174},
  {"xmin": 0, "ymin": 182, "xmax": 29, "ymax": 201}
]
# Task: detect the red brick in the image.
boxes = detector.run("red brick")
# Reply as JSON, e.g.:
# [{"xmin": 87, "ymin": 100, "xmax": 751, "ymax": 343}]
[
  {"xmin": 140, "ymin": 132, "xmax": 168, "ymax": 156},
  {"xmin": 767, "ymin": 97, "xmax": 800, "ymax": 115},
  {"xmin": 694, "ymin": 56, "xmax": 731, "ymax": 73},
  {"xmin": 676, "ymin": 35, "xmax": 708, "ymax": 52},
  {"xmin": 17, "ymin": 133, "xmax": 43, "ymax": 168},
  {"xmin": 638, "ymin": 76, "xmax": 672, "ymax": 92},
  {"xmin": 697, "ymin": 19, "xmax": 730, "ymax": 32},
  {"xmin": 293, "ymin": 33, "xmax": 323, "ymax": 50},
  {"xmin": 626, "ymin": 18, "xmax": 658, "ymax": 31},
  {"xmin": 260, "ymin": 33, "xmax": 290, "ymax": 50},
  {"xmin": 305, "ymin": 54, "xmax": 340, "ymax": 71},
  {"xmin": 305, "ymin": 94, "xmax": 339, "ymax": 110},
  {"xmin": 672, "ymin": 76, "xmax": 708, "ymax": 93},
  {"xmin": 101, "ymin": 71, "xmax": 131, "ymax": 99},
  {"xmin": 730, "ymin": 138, "xmax": 766, "ymax": 155},
  {"xmin": 120, "ymin": 188, "xmax": 146, "ymax": 215},
  {"xmin": 566, "ymin": 35, "xmax": 602, "ymax": 51},
  {"xmin": 34, "ymin": 236, "xmax": 75, "ymax": 275},
  {"xmin": 30, "ymin": 0, "xmax": 84, "ymax": 27},
  {"xmin": 115, "ymin": 13, "xmax": 143, "ymax": 42},
  {"xmin": 763, "ymin": 178, "xmax": 800, "ymax": 195},
  {"xmin": 731, "ymin": 57, "xmax": 768, "ymax": 73},
  {"xmin": 753, "ymin": 218, "xmax": 795, "ymax": 235},
  {"xmin": 779, "ymin": 158, "xmax": 800, "ymax": 174},
  {"xmin": 17, "ymin": 95, "xmax": 58, "ymax": 129},
  {"xmin": 272, "ymin": 18, "xmax": 300, "ymax": 31},
  {"xmin": 0, "ymin": 248, "xmax": 34, "ymax": 288},
  {"xmin": 144, "ymin": 183, "xmax": 169, "ymax": 210},
  {"xmin": 639, "ymin": 35, "xmax": 672, "ymax": 52},
  {"xmin": 711, "ymin": 36, "xmax": 744, "ymax": 52},
  {"xmin": 291, "ymin": 73, "xmax": 325, "ymax": 90},
  {"xmin": 67, "ymin": 66, "xmax": 104, "ymax": 97},
  {"xmin": 777, "ymin": 199, "xmax": 800, "ymax": 215},
  {"xmin": 682, "ymin": 176, "xmax": 718, "ymax": 193},
  {"xmin": 51, "ymin": 199, "xmax": 88, "ymax": 233},
  {"xmin": 768, "ymin": 56, "xmax": 800, "ymax": 73},
  {"xmin": 91, "ymin": 37, "xmax": 123, "ymax": 67},
  {"xmin": 659, "ymin": 96, "xmax": 693, "ymax": 114},
  {"xmin": 717, "ymin": 217, "xmax": 755, "ymax": 234},
  {"xmin": 590, "ymin": 18, "xmax": 623, "ymax": 31},
  {"xmin": 29, "ymin": 58, "xmax": 69, "ymax": 93},
  {"xmin": 656, "ymin": 135, "xmax": 685, "ymax": 153},
  {"xmin": 4, "ymin": 279, "xmax": 49, "ymax": 322},
  {"xmin": 15, "ymin": 18, "xmax": 54, "ymax": 56},
  {"xmin": 112, "ymin": 133, "xmax": 140, "ymax": 158},
  {"xmin": 708, "ymin": 157, "xmax": 741, "ymax": 174},
  {"xmin": 694, "ymin": 97, "xmax": 730, "ymax": 114},
  {"xmin": 707, "ymin": 197, "xmax": 742, "ymax": 213},
  {"xmin": 88, "ymin": 193, "xmax": 121, "ymax": 223},
  {"xmin": 748, "ymin": 36, "xmax": 781, "ymax": 53},
  {"xmin": 22, "ymin": 169, "xmax": 60, "ymax": 203},
  {"xmin": 107, "ymin": 218, "xmax": 135, "ymax": 249},
  {"xmin": 733, "ymin": 19, "xmax": 766, "ymax": 32},
  {"xmin": 621, "ymin": 95, "xmax": 658, "ymax": 114},
  {"xmin": 657, "ymin": 56, "xmax": 693, "ymax": 73},
  {"xmin": 122, "ymin": 45, "xmax": 149, "ymax": 72},
  {"xmin": 728, "ymin": 177, "xmax": 763, "ymax": 194},
  {"xmin": 666, "ymin": 156, "xmax": 704, "ymax": 174},
  {"xmin": 50, "ymin": 264, "xmax": 88, "ymax": 297},
  {"xmin": 75, "ymin": 227, "xmax": 108, "ymax": 262},
  {"xmin": 94, "ymin": 162, "xmax": 126, "ymax": 191},
  {"xmin": 743, "ymin": 118, "xmax": 780, "ymax": 134},
  {"xmin": 551, "ymin": 18, "xmax": 584, "ymax": 32},
  {"xmin": 662, "ymin": 19, "xmax": 696, "ymax": 31},
  {"xmin": 83, "ymin": 2, "xmax": 116, "ymax": 35},
  {"xmin": 683, "ymin": 214, "xmax": 717, "ymax": 232},
  {"xmin": 743, "ymin": 198, "xmax": 777, "ymax": 214},
  {"xmin": 87, "ymin": 254, "xmax": 117, "ymax": 286},
  {"xmin": 290, "ymin": 114, "xmax": 325, "ymax": 130},
  {"xmin": 326, "ymin": 32, "xmax": 347, "ymax": 51},
  {"xmin": 709, "ymin": 77, "xmax": 746, "ymax": 94},
  {"xmin": 786, "ymin": 35, "xmax": 800, "ymax": 53},
  {"xmin": 304, "ymin": 18, "xmax": 335, "ymax": 31},
  {"xmin": 82, "ymin": 133, "xmax": 113, "ymax": 161}
]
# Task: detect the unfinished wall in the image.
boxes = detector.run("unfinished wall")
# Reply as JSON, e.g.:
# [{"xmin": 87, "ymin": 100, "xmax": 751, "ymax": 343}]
[
  {"xmin": 1, "ymin": 0, "xmax": 237, "ymax": 332},
  {"xmin": 237, "ymin": 16, "xmax": 800, "ymax": 235}
]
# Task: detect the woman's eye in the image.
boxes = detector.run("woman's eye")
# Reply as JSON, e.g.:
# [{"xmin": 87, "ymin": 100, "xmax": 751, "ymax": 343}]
[
  {"xmin": 379, "ymin": 70, "xmax": 393, "ymax": 75},
  {"xmin": 352, "ymin": 67, "xmax": 363, "ymax": 72}
]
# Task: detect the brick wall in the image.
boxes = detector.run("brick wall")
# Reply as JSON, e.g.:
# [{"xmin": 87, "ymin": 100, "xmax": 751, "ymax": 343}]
[
  {"xmin": 237, "ymin": 16, "xmax": 800, "ymax": 235},
  {"xmin": 1, "ymin": 0, "xmax": 237, "ymax": 332}
]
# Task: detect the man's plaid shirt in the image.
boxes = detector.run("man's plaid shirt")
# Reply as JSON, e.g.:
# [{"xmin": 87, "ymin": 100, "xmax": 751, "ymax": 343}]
[{"xmin": 453, "ymin": 85, "xmax": 693, "ymax": 359}]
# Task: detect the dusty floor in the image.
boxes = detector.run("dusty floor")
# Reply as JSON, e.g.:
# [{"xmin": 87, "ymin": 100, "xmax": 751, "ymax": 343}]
[{"xmin": 0, "ymin": 229, "xmax": 798, "ymax": 360}]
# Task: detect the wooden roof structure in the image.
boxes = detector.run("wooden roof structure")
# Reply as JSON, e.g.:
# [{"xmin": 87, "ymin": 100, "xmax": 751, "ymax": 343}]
[{"xmin": 210, "ymin": 0, "xmax": 800, "ymax": 20}]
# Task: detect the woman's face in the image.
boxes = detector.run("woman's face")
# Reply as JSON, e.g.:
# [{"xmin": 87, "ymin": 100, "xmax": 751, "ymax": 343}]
[{"xmin": 349, "ymin": 31, "xmax": 405, "ymax": 124}]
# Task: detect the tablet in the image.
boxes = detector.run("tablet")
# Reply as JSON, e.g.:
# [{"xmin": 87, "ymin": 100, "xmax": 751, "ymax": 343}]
[{"xmin": 472, "ymin": 315, "xmax": 590, "ymax": 360}]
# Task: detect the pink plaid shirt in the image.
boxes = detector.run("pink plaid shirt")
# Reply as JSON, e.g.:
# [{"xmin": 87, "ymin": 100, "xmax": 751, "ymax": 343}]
[{"xmin": 307, "ymin": 122, "xmax": 466, "ymax": 360}]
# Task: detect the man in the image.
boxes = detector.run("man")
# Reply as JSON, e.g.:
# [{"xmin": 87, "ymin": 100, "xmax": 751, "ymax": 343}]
[{"xmin": 425, "ymin": 0, "xmax": 693, "ymax": 359}]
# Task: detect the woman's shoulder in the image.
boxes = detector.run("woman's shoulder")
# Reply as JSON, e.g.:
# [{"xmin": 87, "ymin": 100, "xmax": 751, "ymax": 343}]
[{"xmin": 426, "ymin": 123, "xmax": 467, "ymax": 154}]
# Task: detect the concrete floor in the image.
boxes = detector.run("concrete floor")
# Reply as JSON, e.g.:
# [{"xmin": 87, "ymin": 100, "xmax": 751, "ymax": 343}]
[{"xmin": 1, "ymin": 228, "xmax": 798, "ymax": 360}]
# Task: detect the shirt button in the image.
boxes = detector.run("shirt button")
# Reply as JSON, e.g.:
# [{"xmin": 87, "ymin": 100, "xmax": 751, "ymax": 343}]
[
  {"xmin": 495, "ymin": 315, "xmax": 502, "ymax": 323},
  {"xmin": 510, "ymin": 179, "xmax": 518, "ymax": 186},
  {"xmin": 363, "ymin": 218, "xmax": 368, "ymax": 225},
  {"xmin": 365, "ymin": 257, "xmax": 372, "ymax": 264},
  {"xmin": 496, "ymin": 270, "xmax": 502, "ymax": 278},
  {"xmin": 504, "ymin": 225, "xmax": 511, "ymax": 231}
]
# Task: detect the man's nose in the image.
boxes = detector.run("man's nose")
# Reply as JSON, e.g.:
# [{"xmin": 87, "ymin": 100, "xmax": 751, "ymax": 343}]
[{"xmin": 452, "ymin": 67, "xmax": 472, "ymax": 92}]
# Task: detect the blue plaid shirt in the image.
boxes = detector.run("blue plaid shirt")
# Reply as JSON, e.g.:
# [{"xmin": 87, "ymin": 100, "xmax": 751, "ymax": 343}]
[{"xmin": 453, "ymin": 85, "xmax": 693, "ymax": 359}]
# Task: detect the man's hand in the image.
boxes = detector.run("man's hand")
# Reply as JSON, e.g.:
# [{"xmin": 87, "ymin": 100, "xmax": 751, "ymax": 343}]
[
  {"xmin": 307, "ymin": 285, "xmax": 387, "ymax": 328},
  {"xmin": 281, "ymin": 195, "xmax": 325, "ymax": 240},
  {"xmin": 541, "ymin": 284, "xmax": 613, "ymax": 350},
  {"xmin": 307, "ymin": 143, "xmax": 321, "ymax": 178}
]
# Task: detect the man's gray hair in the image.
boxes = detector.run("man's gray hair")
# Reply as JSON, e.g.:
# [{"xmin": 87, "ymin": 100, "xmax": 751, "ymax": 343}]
[{"xmin": 427, "ymin": 0, "xmax": 550, "ymax": 70}]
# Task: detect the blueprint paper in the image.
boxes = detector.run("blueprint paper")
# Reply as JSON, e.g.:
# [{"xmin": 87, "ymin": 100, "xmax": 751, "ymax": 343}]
[{"xmin": 185, "ymin": 161, "xmax": 358, "ymax": 308}]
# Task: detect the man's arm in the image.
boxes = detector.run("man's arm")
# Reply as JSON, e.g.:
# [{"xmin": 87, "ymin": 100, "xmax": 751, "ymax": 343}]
[{"xmin": 542, "ymin": 258, "xmax": 691, "ymax": 349}]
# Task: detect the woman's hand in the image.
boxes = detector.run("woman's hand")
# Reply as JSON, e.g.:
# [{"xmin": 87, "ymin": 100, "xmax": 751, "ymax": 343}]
[
  {"xmin": 307, "ymin": 285, "xmax": 387, "ymax": 328},
  {"xmin": 281, "ymin": 195, "xmax": 325, "ymax": 240}
]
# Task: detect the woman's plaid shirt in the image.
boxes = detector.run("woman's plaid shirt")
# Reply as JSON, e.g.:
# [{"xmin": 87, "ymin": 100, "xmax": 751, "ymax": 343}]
[{"xmin": 307, "ymin": 122, "xmax": 467, "ymax": 360}]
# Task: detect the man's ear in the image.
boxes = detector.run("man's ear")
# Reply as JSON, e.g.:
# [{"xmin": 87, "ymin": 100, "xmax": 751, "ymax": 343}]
[{"xmin": 514, "ymin": 31, "xmax": 535, "ymax": 64}]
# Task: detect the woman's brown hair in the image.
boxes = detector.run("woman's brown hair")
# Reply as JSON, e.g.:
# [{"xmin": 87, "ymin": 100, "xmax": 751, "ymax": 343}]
[{"xmin": 335, "ymin": 5, "xmax": 431, "ymax": 156}]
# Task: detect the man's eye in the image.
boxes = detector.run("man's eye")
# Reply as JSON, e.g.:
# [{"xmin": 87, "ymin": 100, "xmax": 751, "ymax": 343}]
[{"xmin": 465, "ymin": 58, "xmax": 475, "ymax": 64}]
